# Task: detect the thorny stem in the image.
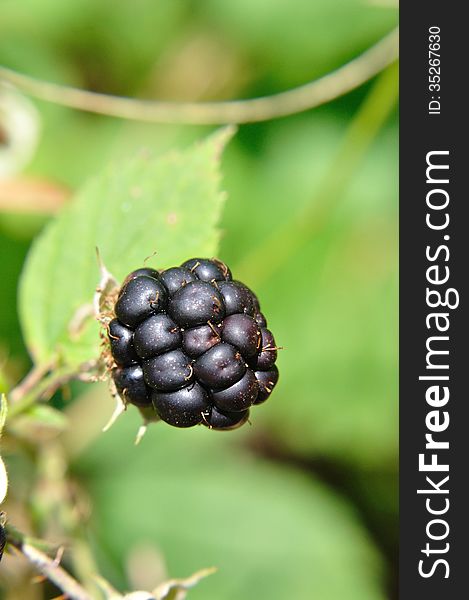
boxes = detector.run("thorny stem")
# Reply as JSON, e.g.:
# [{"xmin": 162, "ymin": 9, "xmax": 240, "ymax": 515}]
[
  {"xmin": 5, "ymin": 526, "xmax": 92, "ymax": 600},
  {"xmin": 0, "ymin": 28, "xmax": 398, "ymax": 124}
]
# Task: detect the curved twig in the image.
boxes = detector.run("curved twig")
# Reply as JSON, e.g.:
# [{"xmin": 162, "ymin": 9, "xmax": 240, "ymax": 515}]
[
  {"xmin": 0, "ymin": 28, "xmax": 398, "ymax": 124},
  {"xmin": 5, "ymin": 529, "xmax": 91, "ymax": 600}
]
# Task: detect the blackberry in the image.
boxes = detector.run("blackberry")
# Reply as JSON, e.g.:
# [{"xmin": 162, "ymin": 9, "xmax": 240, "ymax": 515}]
[
  {"xmin": 159, "ymin": 267, "xmax": 196, "ymax": 295},
  {"xmin": 221, "ymin": 314, "xmax": 260, "ymax": 358},
  {"xmin": 0, "ymin": 522, "xmax": 5, "ymax": 562},
  {"xmin": 212, "ymin": 369, "xmax": 258, "ymax": 412},
  {"xmin": 217, "ymin": 280, "xmax": 256, "ymax": 316},
  {"xmin": 254, "ymin": 365, "xmax": 279, "ymax": 404},
  {"xmin": 250, "ymin": 328, "xmax": 277, "ymax": 370},
  {"xmin": 206, "ymin": 406, "xmax": 250, "ymax": 431},
  {"xmin": 169, "ymin": 281, "xmax": 225, "ymax": 328},
  {"xmin": 182, "ymin": 324, "xmax": 221, "ymax": 358},
  {"xmin": 143, "ymin": 349, "xmax": 193, "ymax": 391},
  {"xmin": 193, "ymin": 343, "xmax": 246, "ymax": 390},
  {"xmin": 106, "ymin": 257, "xmax": 279, "ymax": 432},
  {"xmin": 152, "ymin": 383, "xmax": 210, "ymax": 428},
  {"xmin": 182, "ymin": 258, "xmax": 232, "ymax": 282},
  {"xmin": 108, "ymin": 318, "xmax": 139, "ymax": 366},
  {"xmin": 254, "ymin": 312, "xmax": 268, "ymax": 327},
  {"xmin": 124, "ymin": 267, "xmax": 160, "ymax": 283},
  {"xmin": 134, "ymin": 314, "xmax": 181, "ymax": 359},
  {"xmin": 113, "ymin": 365, "xmax": 151, "ymax": 407},
  {"xmin": 115, "ymin": 275, "xmax": 167, "ymax": 328}
]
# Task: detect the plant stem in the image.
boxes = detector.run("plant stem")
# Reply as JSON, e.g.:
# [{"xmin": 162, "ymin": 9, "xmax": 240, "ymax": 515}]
[
  {"xmin": 8, "ymin": 366, "xmax": 82, "ymax": 419},
  {"xmin": 0, "ymin": 28, "xmax": 398, "ymax": 124},
  {"xmin": 9, "ymin": 361, "xmax": 55, "ymax": 403},
  {"xmin": 5, "ymin": 526, "xmax": 92, "ymax": 600}
]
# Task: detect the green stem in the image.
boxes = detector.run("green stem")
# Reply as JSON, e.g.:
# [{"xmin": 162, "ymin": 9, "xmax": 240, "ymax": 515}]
[{"xmin": 0, "ymin": 29, "xmax": 398, "ymax": 124}]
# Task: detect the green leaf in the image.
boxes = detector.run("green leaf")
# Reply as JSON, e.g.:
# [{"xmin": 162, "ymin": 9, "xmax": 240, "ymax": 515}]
[
  {"xmin": 76, "ymin": 409, "xmax": 386, "ymax": 600},
  {"xmin": 19, "ymin": 128, "xmax": 234, "ymax": 368}
]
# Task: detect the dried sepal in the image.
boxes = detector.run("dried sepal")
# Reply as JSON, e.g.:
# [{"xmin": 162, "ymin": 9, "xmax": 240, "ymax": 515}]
[
  {"xmin": 102, "ymin": 391, "xmax": 127, "ymax": 433},
  {"xmin": 134, "ymin": 406, "xmax": 161, "ymax": 445},
  {"xmin": 95, "ymin": 566, "xmax": 216, "ymax": 600},
  {"xmin": 152, "ymin": 566, "xmax": 217, "ymax": 600},
  {"xmin": 94, "ymin": 247, "xmax": 120, "ymax": 318},
  {"xmin": 93, "ymin": 250, "xmax": 126, "ymax": 433}
]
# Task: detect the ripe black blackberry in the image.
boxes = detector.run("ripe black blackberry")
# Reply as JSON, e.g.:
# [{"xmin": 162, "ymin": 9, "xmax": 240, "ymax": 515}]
[{"xmin": 107, "ymin": 258, "xmax": 279, "ymax": 431}]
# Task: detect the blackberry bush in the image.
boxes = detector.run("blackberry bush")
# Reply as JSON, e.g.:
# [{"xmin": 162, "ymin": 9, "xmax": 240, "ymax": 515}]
[{"xmin": 106, "ymin": 258, "xmax": 279, "ymax": 431}]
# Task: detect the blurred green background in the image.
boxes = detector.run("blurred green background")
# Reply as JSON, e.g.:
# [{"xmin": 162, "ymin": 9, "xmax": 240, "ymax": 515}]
[{"xmin": 0, "ymin": 1, "xmax": 398, "ymax": 599}]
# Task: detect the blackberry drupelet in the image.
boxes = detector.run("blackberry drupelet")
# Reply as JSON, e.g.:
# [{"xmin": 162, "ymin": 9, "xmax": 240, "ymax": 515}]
[{"xmin": 107, "ymin": 258, "xmax": 279, "ymax": 431}]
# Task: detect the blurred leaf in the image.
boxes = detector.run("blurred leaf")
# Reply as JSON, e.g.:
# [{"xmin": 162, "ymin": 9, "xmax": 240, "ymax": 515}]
[
  {"xmin": 220, "ymin": 114, "xmax": 397, "ymax": 468},
  {"xmin": 0, "ymin": 394, "xmax": 7, "ymax": 435},
  {"xmin": 1, "ymin": 0, "xmax": 186, "ymax": 91},
  {"xmin": 221, "ymin": 115, "xmax": 347, "ymax": 267},
  {"xmin": 254, "ymin": 122, "xmax": 398, "ymax": 467},
  {"xmin": 0, "ymin": 177, "xmax": 69, "ymax": 215},
  {"xmin": 19, "ymin": 127, "xmax": 234, "ymax": 368},
  {"xmin": 0, "ymin": 83, "xmax": 41, "ymax": 177},
  {"xmin": 9, "ymin": 404, "xmax": 68, "ymax": 440},
  {"xmin": 0, "ymin": 371, "xmax": 8, "ymax": 394},
  {"xmin": 201, "ymin": 0, "xmax": 397, "ymax": 86},
  {"xmin": 0, "ymin": 456, "xmax": 7, "ymax": 504},
  {"xmin": 0, "ymin": 230, "xmax": 30, "ymax": 361},
  {"xmin": 0, "ymin": 394, "xmax": 7, "ymax": 504},
  {"xmin": 259, "ymin": 231, "xmax": 397, "ymax": 467},
  {"xmin": 77, "ymin": 413, "xmax": 386, "ymax": 600}
]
